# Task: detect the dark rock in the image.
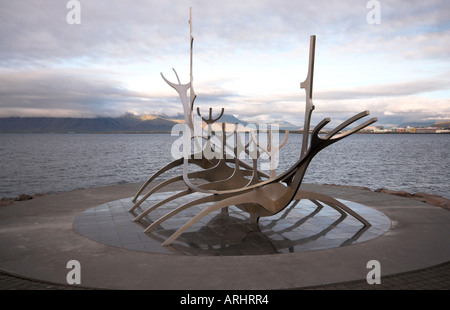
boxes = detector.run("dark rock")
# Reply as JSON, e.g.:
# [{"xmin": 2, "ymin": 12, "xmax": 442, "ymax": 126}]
[
  {"xmin": 14, "ymin": 194, "xmax": 33, "ymax": 201},
  {"xmin": 323, "ymin": 183, "xmax": 371, "ymax": 191},
  {"xmin": 375, "ymin": 189, "xmax": 450, "ymax": 210},
  {"xmin": 375, "ymin": 188, "xmax": 413, "ymax": 198},
  {"xmin": 412, "ymin": 192, "xmax": 450, "ymax": 210}
]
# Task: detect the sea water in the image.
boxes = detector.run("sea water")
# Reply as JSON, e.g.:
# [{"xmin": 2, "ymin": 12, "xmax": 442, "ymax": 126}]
[{"xmin": 0, "ymin": 133, "xmax": 448, "ymax": 199}]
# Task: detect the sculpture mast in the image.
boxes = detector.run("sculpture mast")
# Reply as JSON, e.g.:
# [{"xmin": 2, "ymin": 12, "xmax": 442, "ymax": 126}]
[
  {"xmin": 300, "ymin": 35, "xmax": 316, "ymax": 159},
  {"xmin": 189, "ymin": 7, "xmax": 197, "ymax": 116},
  {"xmin": 158, "ymin": 8, "xmax": 196, "ymax": 134}
]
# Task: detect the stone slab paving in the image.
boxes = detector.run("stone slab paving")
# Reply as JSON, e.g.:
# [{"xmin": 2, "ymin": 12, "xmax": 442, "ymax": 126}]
[{"xmin": 0, "ymin": 182, "xmax": 449, "ymax": 290}]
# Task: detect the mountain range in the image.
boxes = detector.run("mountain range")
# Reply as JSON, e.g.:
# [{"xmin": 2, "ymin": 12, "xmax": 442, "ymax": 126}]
[
  {"xmin": 0, "ymin": 113, "xmax": 299, "ymax": 133},
  {"xmin": 0, "ymin": 114, "xmax": 447, "ymax": 133},
  {"xmin": 397, "ymin": 120, "xmax": 450, "ymax": 128},
  {"xmin": 0, "ymin": 114, "xmax": 175, "ymax": 133}
]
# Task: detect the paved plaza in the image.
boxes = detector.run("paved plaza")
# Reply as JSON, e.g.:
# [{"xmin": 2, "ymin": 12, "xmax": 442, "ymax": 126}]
[{"xmin": 0, "ymin": 182, "xmax": 449, "ymax": 290}]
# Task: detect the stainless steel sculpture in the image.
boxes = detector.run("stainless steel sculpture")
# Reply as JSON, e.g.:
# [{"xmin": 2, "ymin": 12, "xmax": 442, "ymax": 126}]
[{"xmin": 130, "ymin": 8, "xmax": 377, "ymax": 246}]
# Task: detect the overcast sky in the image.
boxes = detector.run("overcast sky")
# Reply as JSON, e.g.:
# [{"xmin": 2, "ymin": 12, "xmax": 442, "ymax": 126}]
[{"xmin": 1, "ymin": 0, "xmax": 449, "ymax": 127}]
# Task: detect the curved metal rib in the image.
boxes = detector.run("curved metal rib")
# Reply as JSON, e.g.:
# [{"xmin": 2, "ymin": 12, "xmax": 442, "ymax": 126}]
[
  {"xmin": 144, "ymin": 193, "xmax": 233, "ymax": 233},
  {"xmin": 130, "ymin": 175, "xmax": 183, "ymax": 211},
  {"xmin": 134, "ymin": 188, "xmax": 192, "ymax": 222},
  {"xmin": 295, "ymin": 190, "xmax": 371, "ymax": 226},
  {"xmin": 159, "ymin": 112, "xmax": 375, "ymax": 245},
  {"xmin": 161, "ymin": 194, "xmax": 251, "ymax": 245},
  {"xmin": 132, "ymin": 158, "xmax": 184, "ymax": 203}
]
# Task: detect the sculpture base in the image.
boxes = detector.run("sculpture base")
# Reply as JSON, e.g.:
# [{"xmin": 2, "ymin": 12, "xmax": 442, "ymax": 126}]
[{"xmin": 73, "ymin": 191, "xmax": 391, "ymax": 256}]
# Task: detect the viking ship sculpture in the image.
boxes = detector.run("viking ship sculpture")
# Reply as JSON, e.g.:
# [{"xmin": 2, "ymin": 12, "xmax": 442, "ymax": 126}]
[{"xmin": 130, "ymin": 9, "xmax": 377, "ymax": 246}]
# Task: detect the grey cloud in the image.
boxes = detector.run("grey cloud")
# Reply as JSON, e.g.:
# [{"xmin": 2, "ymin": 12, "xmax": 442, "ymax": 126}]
[
  {"xmin": 316, "ymin": 76, "xmax": 450, "ymax": 100},
  {"xmin": 2, "ymin": 0, "xmax": 449, "ymax": 66},
  {"xmin": 1, "ymin": 0, "xmax": 449, "ymax": 125},
  {"xmin": 0, "ymin": 69, "xmax": 179, "ymax": 117},
  {"xmin": 0, "ymin": 1, "xmax": 189, "ymax": 66}
]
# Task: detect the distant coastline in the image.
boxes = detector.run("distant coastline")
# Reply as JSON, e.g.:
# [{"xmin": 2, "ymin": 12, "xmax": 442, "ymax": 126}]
[
  {"xmin": 1, "ymin": 131, "xmax": 449, "ymax": 135},
  {"xmin": 1, "ymin": 115, "xmax": 449, "ymax": 134}
]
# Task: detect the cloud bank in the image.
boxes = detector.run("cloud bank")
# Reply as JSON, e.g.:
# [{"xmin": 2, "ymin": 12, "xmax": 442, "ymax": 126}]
[{"xmin": 1, "ymin": 0, "xmax": 449, "ymax": 126}]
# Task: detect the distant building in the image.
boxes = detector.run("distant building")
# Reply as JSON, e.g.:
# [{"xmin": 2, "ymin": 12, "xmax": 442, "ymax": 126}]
[
  {"xmin": 406, "ymin": 126, "xmax": 416, "ymax": 133},
  {"xmin": 373, "ymin": 125, "xmax": 389, "ymax": 133},
  {"xmin": 361, "ymin": 126, "xmax": 376, "ymax": 133},
  {"xmin": 359, "ymin": 125, "xmax": 447, "ymax": 134},
  {"xmin": 393, "ymin": 127, "xmax": 406, "ymax": 133},
  {"xmin": 416, "ymin": 127, "xmax": 437, "ymax": 134}
]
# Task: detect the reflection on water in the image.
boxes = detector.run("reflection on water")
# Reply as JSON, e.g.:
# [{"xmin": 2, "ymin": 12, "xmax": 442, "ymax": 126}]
[{"xmin": 75, "ymin": 192, "xmax": 391, "ymax": 256}]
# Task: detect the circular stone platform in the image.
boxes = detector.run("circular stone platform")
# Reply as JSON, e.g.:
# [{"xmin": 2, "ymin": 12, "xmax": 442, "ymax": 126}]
[
  {"xmin": 1, "ymin": 182, "xmax": 449, "ymax": 290},
  {"xmin": 73, "ymin": 191, "xmax": 391, "ymax": 256}
]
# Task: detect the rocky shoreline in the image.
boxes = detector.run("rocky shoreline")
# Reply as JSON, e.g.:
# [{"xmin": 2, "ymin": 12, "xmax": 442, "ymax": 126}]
[
  {"xmin": 0, "ymin": 193, "xmax": 46, "ymax": 207},
  {"xmin": 322, "ymin": 184, "xmax": 450, "ymax": 211}
]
